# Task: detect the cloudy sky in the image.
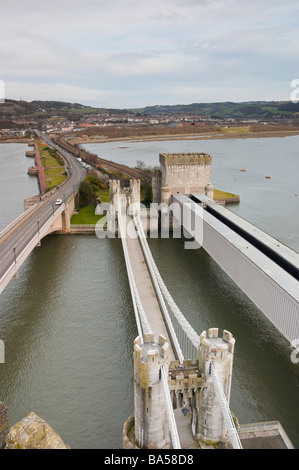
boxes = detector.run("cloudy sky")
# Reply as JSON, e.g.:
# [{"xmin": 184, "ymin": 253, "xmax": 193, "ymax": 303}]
[{"xmin": 1, "ymin": 0, "xmax": 298, "ymax": 108}]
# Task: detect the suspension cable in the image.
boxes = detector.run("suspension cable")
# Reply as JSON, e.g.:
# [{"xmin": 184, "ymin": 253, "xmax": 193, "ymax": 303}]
[
  {"xmin": 133, "ymin": 209, "xmax": 201, "ymax": 354},
  {"xmin": 210, "ymin": 362, "xmax": 242, "ymax": 449},
  {"xmin": 117, "ymin": 196, "xmax": 152, "ymax": 339},
  {"xmin": 160, "ymin": 365, "xmax": 181, "ymax": 449},
  {"xmin": 132, "ymin": 212, "xmax": 184, "ymax": 363}
]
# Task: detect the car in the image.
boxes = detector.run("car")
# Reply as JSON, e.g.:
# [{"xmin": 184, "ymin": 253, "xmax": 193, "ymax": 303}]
[{"xmin": 55, "ymin": 199, "xmax": 63, "ymax": 205}]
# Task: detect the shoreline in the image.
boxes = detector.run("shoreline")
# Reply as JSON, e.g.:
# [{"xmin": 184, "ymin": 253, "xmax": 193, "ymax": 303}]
[
  {"xmin": 0, "ymin": 138, "xmax": 34, "ymax": 144},
  {"xmin": 1, "ymin": 129, "xmax": 299, "ymax": 146},
  {"xmin": 71, "ymin": 129, "xmax": 299, "ymax": 145}
]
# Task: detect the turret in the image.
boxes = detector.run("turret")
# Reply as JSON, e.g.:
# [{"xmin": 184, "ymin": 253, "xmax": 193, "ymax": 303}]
[
  {"xmin": 197, "ymin": 328, "xmax": 235, "ymax": 444},
  {"xmin": 205, "ymin": 182, "xmax": 214, "ymax": 199},
  {"xmin": 133, "ymin": 334, "xmax": 171, "ymax": 449}
]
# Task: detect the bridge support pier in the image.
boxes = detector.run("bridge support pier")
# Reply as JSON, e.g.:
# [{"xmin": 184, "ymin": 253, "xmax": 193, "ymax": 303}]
[
  {"xmin": 46, "ymin": 193, "xmax": 76, "ymax": 235},
  {"xmin": 133, "ymin": 334, "xmax": 171, "ymax": 449}
]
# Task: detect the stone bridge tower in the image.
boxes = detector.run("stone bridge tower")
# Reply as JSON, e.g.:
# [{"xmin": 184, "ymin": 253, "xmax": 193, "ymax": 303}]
[
  {"xmin": 197, "ymin": 328, "xmax": 235, "ymax": 445},
  {"xmin": 133, "ymin": 334, "xmax": 171, "ymax": 449},
  {"xmin": 124, "ymin": 328, "xmax": 236, "ymax": 449},
  {"xmin": 109, "ymin": 179, "xmax": 140, "ymax": 210},
  {"xmin": 153, "ymin": 152, "xmax": 213, "ymax": 205}
]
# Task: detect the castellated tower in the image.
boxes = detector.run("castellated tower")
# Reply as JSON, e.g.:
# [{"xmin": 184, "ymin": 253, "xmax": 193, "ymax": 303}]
[
  {"xmin": 197, "ymin": 328, "xmax": 235, "ymax": 444},
  {"xmin": 133, "ymin": 334, "xmax": 171, "ymax": 449},
  {"xmin": 109, "ymin": 179, "xmax": 121, "ymax": 211},
  {"xmin": 205, "ymin": 182, "xmax": 215, "ymax": 200},
  {"xmin": 109, "ymin": 179, "xmax": 140, "ymax": 209},
  {"xmin": 129, "ymin": 179, "xmax": 140, "ymax": 208},
  {"xmin": 107, "ymin": 179, "xmax": 120, "ymax": 234},
  {"xmin": 153, "ymin": 152, "xmax": 213, "ymax": 204},
  {"xmin": 152, "ymin": 170, "xmax": 161, "ymax": 205}
]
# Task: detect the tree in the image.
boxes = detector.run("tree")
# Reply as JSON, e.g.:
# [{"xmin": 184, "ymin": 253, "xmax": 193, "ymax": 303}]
[
  {"xmin": 136, "ymin": 160, "xmax": 146, "ymax": 170},
  {"xmin": 78, "ymin": 179, "xmax": 96, "ymax": 208}
]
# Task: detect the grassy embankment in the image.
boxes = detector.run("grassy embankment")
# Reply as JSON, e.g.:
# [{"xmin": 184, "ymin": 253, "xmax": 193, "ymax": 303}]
[
  {"xmin": 213, "ymin": 188, "xmax": 240, "ymax": 203},
  {"xmin": 70, "ymin": 205, "xmax": 103, "ymax": 224},
  {"xmin": 36, "ymin": 139, "xmax": 67, "ymax": 191}
]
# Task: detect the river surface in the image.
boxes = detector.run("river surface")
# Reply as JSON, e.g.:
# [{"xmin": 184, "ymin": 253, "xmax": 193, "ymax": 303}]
[
  {"xmin": 84, "ymin": 135, "xmax": 299, "ymax": 252},
  {"xmin": 0, "ymin": 138, "xmax": 298, "ymax": 449}
]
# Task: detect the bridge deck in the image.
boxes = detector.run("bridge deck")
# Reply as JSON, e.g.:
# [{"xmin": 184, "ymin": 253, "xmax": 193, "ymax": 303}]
[
  {"xmin": 172, "ymin": 194, "xmax": 299, "ymax": 343},
  {"xmin": 191, "ymin": 194, "xmax": 299, "ymax": 279},
  {"xmin": 124, "ymin": 215, "xmax": 176, "ymax": 362}
]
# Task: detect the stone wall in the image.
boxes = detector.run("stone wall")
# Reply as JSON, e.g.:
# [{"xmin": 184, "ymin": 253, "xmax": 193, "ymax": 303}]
[{"xmin": 153, "ymin": 153, "xmax": 213, "ymax": 204}]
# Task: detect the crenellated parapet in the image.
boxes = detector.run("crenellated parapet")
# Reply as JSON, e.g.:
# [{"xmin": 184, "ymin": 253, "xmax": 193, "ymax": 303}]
[
  {"xmin": 168, "ymin": 359, "xmax": 204, "ymax": 414},
  {"xmin": 109, "ymin": 178, "xmax": 141, "ymax": 211},
  {"xmin": 159, "ymin": 152, "xmax": 212, "ymax": 166},
  {"xmin": 129, "ymin": 328, "xmax": 236, "ymax": 449}
]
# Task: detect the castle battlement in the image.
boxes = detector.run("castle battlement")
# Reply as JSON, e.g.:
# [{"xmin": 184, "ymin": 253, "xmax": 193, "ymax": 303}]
[
  {"xmin": 153, "ymin": 152, "xmax": 213, "ymax": 205},
  {"xmin": 159, "ymin": 152, "xmax": 212, "ymax": 166}
]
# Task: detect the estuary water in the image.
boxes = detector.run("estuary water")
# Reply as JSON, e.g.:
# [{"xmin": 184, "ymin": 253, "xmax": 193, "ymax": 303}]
[
  {"xmin": 0, "ymin": 138, "xmax": 298, "ymax": 449},
  {"xmin": 84, "ymin": 135, "xmax": 299, "ymax": 252}
]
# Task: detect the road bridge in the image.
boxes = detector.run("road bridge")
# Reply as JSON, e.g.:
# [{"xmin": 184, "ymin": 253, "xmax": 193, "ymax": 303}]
[{"xmin": 0, "ymin": 133, "xmax": 86, "ymax": 294}]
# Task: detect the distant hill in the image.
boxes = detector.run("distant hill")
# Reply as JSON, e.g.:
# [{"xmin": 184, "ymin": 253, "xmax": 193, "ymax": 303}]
[
  {"xmin": 0, "ymin": 99, "xmax": 37, "ymax": 116},
  {"xmin": 137, "ymin": 101, "xmax": 299, "ymax": 119},
  {"xmin": 31, "ymin": 100, "xmax": 90, "ymax": 110},
  {"xmin": 0, "ymin": 99, "xmax": 138, "ymax": 122},
  {"xmin": 0, "ymin": 99, "xmax": 111, "ymax": 118},
  {"xmin": 1, "ymin": 98, "xmax": 299, "ymax": 121}
]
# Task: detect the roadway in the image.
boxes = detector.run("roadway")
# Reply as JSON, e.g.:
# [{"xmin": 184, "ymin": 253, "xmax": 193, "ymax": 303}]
[
  {"xmin": 0, "ymin": 132, "xmax": 86, "ymax": 290},
  {"xmin": 123, "ymin": 213, "xmax": 176, "ymax": 362}
]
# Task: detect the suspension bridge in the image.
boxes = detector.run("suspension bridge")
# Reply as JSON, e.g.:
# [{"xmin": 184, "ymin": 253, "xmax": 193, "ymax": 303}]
[{"xmin": 117, "ymin": 189, "xmax": 242, "ymax": 449}]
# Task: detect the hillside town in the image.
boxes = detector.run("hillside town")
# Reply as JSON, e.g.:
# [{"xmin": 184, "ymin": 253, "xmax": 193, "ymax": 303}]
[{"xmin": 0, "ymin": 99, "xmax": 298, "ymax": 141}]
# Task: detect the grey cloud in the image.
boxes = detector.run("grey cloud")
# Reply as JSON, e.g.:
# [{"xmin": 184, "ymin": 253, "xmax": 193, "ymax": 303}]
[{"xmin": 1, "ymin": 0, "xmax": 298, "ymax": 107}]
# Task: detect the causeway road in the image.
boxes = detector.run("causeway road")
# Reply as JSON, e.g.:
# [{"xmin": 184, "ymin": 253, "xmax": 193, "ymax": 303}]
[{"xmin": 0, "ymin": 133, "xmax": 86, "ymax": 291}]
